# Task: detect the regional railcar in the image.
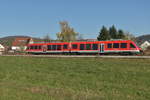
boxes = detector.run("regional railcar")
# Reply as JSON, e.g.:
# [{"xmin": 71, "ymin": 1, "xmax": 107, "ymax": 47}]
[{"xmin": 26, "ymin": 40, "xmax": 140, "ymax": 55}]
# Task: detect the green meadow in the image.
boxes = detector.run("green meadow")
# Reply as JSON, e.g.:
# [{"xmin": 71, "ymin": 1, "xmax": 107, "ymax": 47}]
[{"xmin": 0, "ymin": 56, "xmax": 150, "ymax": 100}]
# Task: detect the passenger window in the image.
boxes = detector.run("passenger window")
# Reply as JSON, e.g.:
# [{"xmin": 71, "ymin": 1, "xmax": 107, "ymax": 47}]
[
  {"xmin": 52, "ymin": 45, "xmax": 56, "ymax": 50},
  {"xmin": 121, "ymin": 43, "xmax": 127, "ymax": 48},
  {"xmin": 86, "ymin": 44, "xmax": 91, "ymax": 50},
  {"xmin": 35, "ymin": 46, "xmax": 38, "ymax": 49},
  {"xmin": 107, "ymin": 43, "xmax": 112, "ymax": 48},
  {"xmin": 130, "ymin": 43, "xmax": 136, "ymax": 48},
  {"xmin": 113, "ymin": 43, "xmax": 119, "ymax": 48},
  {"xmin": 31, "ymin": 46, "xmax": 34, "ymax": 49},
  {"xmin": 39, "ymin": 46, "xmax": 41, "ymax": 49},
  {"xmin": 47, "ymin": 45, "xmax": 51, "ymax": 50},
  {"xmin": 63, "ymin": 44, "xmax": 68, "ymax": 49},
  {"xmin": 57, "ymin": 45, "xmax": 61, "ymax": 50},
  {"xmin": 80, "ymin": 44, "xmax": 85, "ymax": 50},
  {"xmin": 92, "ymin": 44, "xmax": 98, "ymax": 50},
  {"xmin": 72, "ymin": 44, "xmax": 78, "ymax": 49}
]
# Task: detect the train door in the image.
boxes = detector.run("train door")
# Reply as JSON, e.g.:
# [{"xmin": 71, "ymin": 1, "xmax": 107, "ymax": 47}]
[
  {"xmin": 69, "ymin": 42, "xmax": 72, "ymax": 53},
  {"xmin": 100, "ymin": 43, "xmax": 104, "ymax": 53},
  {"xmin": 42, "ymin": 45, "xmax": 47, "ymax": 52}
]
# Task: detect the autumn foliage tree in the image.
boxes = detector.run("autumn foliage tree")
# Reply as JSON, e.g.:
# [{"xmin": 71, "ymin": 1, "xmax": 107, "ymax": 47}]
[{"xmin": 56, "ymin": 21, "xmax": 78, "ymax": 42}]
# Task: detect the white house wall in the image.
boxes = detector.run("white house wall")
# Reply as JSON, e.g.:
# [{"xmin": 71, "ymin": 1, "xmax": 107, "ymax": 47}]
[{"xmin": 0, "ymin": 44, "xmax": 5, "ymax": 52}]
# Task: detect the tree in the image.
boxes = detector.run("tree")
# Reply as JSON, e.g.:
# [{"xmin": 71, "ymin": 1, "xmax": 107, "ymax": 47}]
[
  {"xmin": 117, "ymin": 29, "xmax": 126, "ymax": 39},
  {"xmin": 97, "ymin": 25, "xmax": 135, "ymax": 41},
  {"xmin": 124, "ymin": 32, "xmax": 136, "ymax": 41},
  {"xmin": 109, "ymin": 25, "xmax": 118, "ymax": 39},
  {"xmin": 56, "ymin": 21, "xmax": 78, "ymax": 42},
  {"xmin": 43, "ymin": 34, "xmax": 51, "ymax": 43},
  {"xmin": 97, "ymin": 26, "xmax": 110, "ymax": 41}
]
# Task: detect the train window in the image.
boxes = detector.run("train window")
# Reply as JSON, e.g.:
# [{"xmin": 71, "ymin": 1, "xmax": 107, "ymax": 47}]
[
  {"xmin": 107, "ymin": 43, "xmax": 112, "ymax": 48},
  {"xmin": 113, "ymin": 43, "xmax": 119, "ymax": 48},
  {"xmin": 38, "ymin": 46, "xmax": 41, "ymax": 49},
  {"xmin": 31, "ymin": 46, "xmax": 34, "ymax": 49},
  {"xmin": 33, "ymin": 46, "xmax": 36, "ymax": 49},
  {"xmin": 63, "ymin": 44, "xmax": 68, "ymax": 49},
  {"xmin": 72, "ymin": 44, "xmax": 78, "ymax": 49},
  {"xmin": 80, "ymin": 44, "xmax": 85, "ymax": 50},
  {"xmin": 57, "ymin": 45, "xmax": 61, "ymax": 50},
  {"xmin": 121, "ymin": 43, "xmax": 127, "ymax": 48},
  {"xmin": 35, "ymin": 46, "xmax": 38, "ymax": 49},
  {"xmin": 47, "ymin": 45, "xmax": 51, "ymax": 50},
  {"xmin": 130, "ymin": 43, "xmax": 136, "ymax": 48},
  {"xmin": 86, "ymin": 44, "xmax": 91, "ymax": 50},
  {"xmin": 52, "ymin": 45, "xmax": 56, "ymax": 50},
  {"xmin": 92, "ymin": 44, "xmax": 98, "ymax": 50}
]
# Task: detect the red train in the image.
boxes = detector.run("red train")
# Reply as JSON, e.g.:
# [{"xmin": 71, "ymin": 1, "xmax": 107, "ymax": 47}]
[{"xmin": 26, "ymin": 40, "xmax": 141, "ymax": 55}]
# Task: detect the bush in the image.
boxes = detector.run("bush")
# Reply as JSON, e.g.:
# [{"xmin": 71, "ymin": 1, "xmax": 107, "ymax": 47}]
[{"xmin": 143, "ymin": 46, "xmax": 150, "ymax": 55}]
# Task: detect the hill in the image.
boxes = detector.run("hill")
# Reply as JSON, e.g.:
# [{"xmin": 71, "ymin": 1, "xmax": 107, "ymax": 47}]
[
  {"xmin": 0, "ymin": 36, "xmax": 30, "ymax": 46},
  {"xmin": 136, "ymin": 34, "xmax": 150, "ymax": 45}
]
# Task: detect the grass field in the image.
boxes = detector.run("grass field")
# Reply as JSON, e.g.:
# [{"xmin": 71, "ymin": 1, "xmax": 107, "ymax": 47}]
[{"xmin": 0, "ymin": 56, "xmax": 150, "ymax": 100}]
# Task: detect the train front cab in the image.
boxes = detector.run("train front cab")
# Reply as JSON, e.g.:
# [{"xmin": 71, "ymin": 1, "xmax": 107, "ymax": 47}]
[
  {"xmin": 104, "ymin": 40, "xmax": 140, "ymax": 55},
  {"xmin": 128, "ymin": 41, "xmax": 140, "ymax": 55}
]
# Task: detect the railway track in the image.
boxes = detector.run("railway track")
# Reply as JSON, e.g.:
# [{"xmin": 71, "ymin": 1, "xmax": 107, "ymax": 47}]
[{"xmin": 1, "ymin": 55, "xmax": 150, "ymax": 59}]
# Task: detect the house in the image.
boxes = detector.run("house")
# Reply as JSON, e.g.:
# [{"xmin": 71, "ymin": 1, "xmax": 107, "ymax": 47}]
[
  {"xmin": 140, "ymin": 41, "xmax": 150, "ymax": 50},
  {"xmin": 0, "ymin": 44, "xmax": 5, "ymax": 55},
  {"xmin": 11, "ymin": 38, "xmax": 33, "ymax": 51}
]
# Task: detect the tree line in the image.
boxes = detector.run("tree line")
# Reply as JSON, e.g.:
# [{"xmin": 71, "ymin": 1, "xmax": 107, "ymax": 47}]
[
  {"xmin": 43, "ymin": 21, "xmax": 135, "ymax": 42},
  {"xmin": 97, "ymin": 25, "xmax": 134, "ymax": 41}
]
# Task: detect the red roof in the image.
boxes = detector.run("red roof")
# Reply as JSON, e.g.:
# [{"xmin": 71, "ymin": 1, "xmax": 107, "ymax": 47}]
[{"xmin": 12, "ymin": 38, "xmax": 30, "ymax": 46}]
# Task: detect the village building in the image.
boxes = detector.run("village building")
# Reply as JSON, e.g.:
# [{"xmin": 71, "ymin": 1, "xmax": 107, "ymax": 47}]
[
  {"xmin": 140, "ymin": 41, "xmax": 150, "ymax": 50},
  {"xmin": 11, "ymin": 38, "xmax": 33, "ymax": 51},
  {"xmin": 0, "ymin": 44, "xmax": 5, "ymax": 55}
]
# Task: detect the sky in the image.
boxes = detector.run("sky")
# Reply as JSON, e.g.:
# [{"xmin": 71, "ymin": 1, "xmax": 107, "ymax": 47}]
[{"xmin": 0, "ymin": 0, "xmax": 149, "ymax": 39}]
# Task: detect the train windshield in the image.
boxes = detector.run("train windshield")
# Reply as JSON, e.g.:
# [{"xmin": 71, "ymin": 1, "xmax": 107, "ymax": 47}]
[{"xmin": 130, "ymin": 43, "xmax": 136, "ymax": 48}]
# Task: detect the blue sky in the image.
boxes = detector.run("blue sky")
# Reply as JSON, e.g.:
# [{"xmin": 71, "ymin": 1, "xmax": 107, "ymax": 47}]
[{"xmin": 0, "ymin": 0, "xmax": 149, "ymax": 39}]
